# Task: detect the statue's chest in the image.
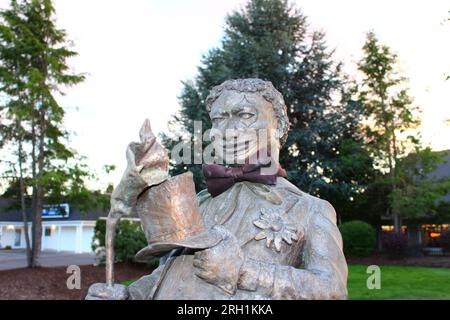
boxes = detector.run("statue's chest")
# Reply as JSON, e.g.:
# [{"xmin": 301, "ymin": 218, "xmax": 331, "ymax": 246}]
[{"xmin": 200, "ymin": 186, "xmax": 309, "ymax": 267}]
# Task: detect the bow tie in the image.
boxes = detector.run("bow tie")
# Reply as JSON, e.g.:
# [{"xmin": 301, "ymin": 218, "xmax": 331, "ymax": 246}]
[{"xmin": 202, "ymin": 162, "xmax": 287, "ymax": 197}]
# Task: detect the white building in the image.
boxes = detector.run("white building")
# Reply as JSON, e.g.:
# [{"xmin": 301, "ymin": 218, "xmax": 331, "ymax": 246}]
[{"xmin": 0, "ymin": 199, "xmax": 108, "ymax": 253}]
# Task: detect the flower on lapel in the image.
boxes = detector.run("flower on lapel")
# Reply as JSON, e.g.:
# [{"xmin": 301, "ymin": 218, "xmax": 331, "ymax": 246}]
[{"xmin": 253, "ymin": 208, "xmax": 298, "ymax": 252}]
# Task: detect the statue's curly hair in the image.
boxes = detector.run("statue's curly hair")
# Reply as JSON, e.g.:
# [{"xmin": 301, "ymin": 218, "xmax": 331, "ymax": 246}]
[{"xmin": 205, "ymin": 79, "xmax": 290, "ymax": 146}]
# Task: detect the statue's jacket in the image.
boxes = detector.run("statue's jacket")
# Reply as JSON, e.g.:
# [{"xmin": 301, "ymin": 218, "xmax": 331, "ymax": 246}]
[{"xmin": 128, "ymin": 177, "xmax": 348, "ymax": 300}]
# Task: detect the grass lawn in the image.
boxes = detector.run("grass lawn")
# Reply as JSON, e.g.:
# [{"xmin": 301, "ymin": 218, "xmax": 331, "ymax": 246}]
[
  {"xmin": 123, "ymin": 264, "xmax": 450, "ymax": 300},
  {"xmin": 348, "ymin": 264, "xmax": 450, "ymax": 300}
]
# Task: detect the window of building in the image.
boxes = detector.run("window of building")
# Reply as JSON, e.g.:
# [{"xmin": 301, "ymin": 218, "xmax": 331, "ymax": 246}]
[
  {"xmin": 421, "ymin": 224, "xmax": 449, "ymax": 247},
  {"xmin": 45, "ymin": 227, "xmax": 52, "ymax": 237},
  {"xmin": 380, "ymin": 225, "xmax": 408, "ymax": 234}
]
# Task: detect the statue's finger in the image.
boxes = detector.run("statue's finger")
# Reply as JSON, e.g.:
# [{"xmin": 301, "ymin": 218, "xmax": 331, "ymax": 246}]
[
  {"xmin": 192, "ymin": 258, "xmax": 207, "ymax": 269},
  {"xmin": 193, "ymin": 250, "xmax": 208, "ymax": 261},
  {"xmin": 139, "ymin": 119, "xmax": 155, "ymax": 143},
  {"xmin": 194, "ymin": 269, "xmax": 210, "ymax": 281}
]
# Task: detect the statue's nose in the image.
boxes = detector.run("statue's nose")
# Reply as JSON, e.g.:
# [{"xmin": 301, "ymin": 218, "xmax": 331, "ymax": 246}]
[{"xmin": 227, "ymin": 119, "xmax": 246, "ymax": 132}]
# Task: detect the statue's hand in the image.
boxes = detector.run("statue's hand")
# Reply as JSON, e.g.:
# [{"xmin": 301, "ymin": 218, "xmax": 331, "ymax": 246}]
[
  {"xmin": 127, "ymin": 119, "xmax": 169, "ymax": 186},
  {"xmin": 193, "ymin": 225, "xmax": 244, "ymax": 295},
  {"xmin": 110, "ymin": 119, "xmax": 169, "ymax": 216},
  {"xmin": 85, "ymin": 283, "xmax": 129, "ymax": 300}
]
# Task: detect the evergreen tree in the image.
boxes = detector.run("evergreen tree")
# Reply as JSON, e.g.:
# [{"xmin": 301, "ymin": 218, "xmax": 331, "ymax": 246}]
[
  {"xmin": 356, "ymin": 31, "xmax": 422, "ymax": 231},
  {"xmin": 162, "ymin": 0, "xmax": 373, "ymax": 218},
  {"xmin": 0, "ymin": 0, "xmax": 85, "ymax": 267}
]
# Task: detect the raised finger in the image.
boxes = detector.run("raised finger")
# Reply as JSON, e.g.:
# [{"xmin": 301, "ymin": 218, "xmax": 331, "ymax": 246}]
[
  {"xmin": 193, "ymin": 249, "xmax": 210, "ymax": 260},
  {"xmin": 192, "ymin": 258, "xmax": 207, "ymax": 270},
  {"xmin": 194, "ymin": 269, "xmax": 211, "ymax": 281},
  {"xmin": 139, "ymin": 119, "xmax": 156, "ymax": 143}
]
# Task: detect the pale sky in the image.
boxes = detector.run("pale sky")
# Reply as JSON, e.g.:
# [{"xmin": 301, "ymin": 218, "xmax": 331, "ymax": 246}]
[{"xmin": 0, "ymin": 0, "xmax": 449, "ymax": 190}]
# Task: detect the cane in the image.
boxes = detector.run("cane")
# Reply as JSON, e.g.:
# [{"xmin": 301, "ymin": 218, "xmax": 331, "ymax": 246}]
[
  {"xmin": 103, "ymin": 119, "xmax": 168, "ymax": 288},
  {"xmin": 106, "ymin": 215, "xmax": 119, "ymax": 287}
]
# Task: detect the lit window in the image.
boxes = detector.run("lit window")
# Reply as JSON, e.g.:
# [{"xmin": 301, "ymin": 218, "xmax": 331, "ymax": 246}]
[{"xmin": 430, "ymin": 232, "xmax": 440, "ymax": 238}]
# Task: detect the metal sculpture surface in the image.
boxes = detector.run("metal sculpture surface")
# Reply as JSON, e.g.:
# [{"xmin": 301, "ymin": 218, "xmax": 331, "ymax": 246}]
[{"xmin": 86, "ymin": 79, "xmax": 348, "ymax": 300}]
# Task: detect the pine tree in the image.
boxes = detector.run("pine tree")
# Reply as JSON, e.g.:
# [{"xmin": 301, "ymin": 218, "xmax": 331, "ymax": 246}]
[
  {"xmin": 162, "ymin": 0, "xmax": 373, "ymax": 218},
  {"xmin": 0, "ymin": 0, "xmax": 85, "ymax": 267}
]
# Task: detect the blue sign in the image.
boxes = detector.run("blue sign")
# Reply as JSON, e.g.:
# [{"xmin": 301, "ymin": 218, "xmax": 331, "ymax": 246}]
[{"xmin": 42, "ymin": 203, "xmax": 70, "ymax": 219}]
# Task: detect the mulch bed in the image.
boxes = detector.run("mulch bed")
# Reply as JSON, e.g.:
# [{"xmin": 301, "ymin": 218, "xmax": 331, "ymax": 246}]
[
  {"xmin": 0, "ymin": 263, "xmax": 153, "ymax": 300},
  {"xmin": 346, "ymin": 253, "xmax": 450, "ymax": 268}
]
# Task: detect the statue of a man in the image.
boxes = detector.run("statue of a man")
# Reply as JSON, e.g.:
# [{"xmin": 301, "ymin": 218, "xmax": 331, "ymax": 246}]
[{"xmin": 87, "ymin": 79, "xmax": 348, "ymax": 300}]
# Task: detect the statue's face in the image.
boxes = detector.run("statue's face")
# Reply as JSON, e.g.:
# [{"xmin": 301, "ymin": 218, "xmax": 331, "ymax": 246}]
[{"xmin": 209, "ymin": 90, "xmax": 278, "ymax": 164}]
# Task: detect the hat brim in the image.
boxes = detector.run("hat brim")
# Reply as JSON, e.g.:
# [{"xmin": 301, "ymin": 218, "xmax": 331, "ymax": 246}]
[{"xmin": 135, "ymin": 230, "xmax": 223, "ymax": 262}]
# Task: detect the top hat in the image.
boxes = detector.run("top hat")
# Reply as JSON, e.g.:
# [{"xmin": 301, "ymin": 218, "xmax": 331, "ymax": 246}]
[{"xmin": 134, "ymin": 172, "xmax": 222, "ymax": 262}]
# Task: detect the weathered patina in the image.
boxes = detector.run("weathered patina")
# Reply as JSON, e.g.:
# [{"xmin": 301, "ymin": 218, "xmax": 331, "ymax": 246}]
[{"xmin": 86, "ymin": 79, "xmax": 348, "ymax": 300}]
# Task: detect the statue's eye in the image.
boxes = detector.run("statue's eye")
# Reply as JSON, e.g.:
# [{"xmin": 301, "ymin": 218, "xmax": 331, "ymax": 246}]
[
  {"xmin": 239, "ymin": 112, "xmax": 255, "ymax": 120},
  {"xmin": 212, "ymin": 116, "xmax": 225, "ymax": 124}
]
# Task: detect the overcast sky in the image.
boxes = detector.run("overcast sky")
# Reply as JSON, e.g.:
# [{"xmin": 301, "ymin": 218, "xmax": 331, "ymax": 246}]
[{"xmin": 1, "ymin": 0, "xmax": 449, "ymax": 190}]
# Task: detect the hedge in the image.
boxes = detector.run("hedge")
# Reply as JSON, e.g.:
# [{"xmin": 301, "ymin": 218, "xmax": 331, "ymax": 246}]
[{"xmin": 339, "ymin": 220, "xmax": 376, "ymax": 257}]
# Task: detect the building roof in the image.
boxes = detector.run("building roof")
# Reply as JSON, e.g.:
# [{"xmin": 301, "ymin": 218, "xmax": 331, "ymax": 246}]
[{"xmin": 0, "ymin": 198, "xmax": 114, "ymax": 222}]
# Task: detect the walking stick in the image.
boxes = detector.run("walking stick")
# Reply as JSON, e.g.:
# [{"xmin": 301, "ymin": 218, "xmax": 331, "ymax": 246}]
[
  {"xmin": 103, "ymin": 119, "xmax": 169, "ymax": 288},
  {"xmin": 106, "ymin": 215, "xmax": 119, "ymax": 287}
]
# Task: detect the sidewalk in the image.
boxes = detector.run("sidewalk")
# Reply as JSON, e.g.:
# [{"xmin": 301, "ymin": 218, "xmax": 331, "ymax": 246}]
[{"xmin": 0, "ymin": 249, "xmax": 95, "ymax": 270}]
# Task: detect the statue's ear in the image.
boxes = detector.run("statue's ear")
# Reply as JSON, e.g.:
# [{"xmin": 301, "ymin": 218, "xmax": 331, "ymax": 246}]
[
  {"xmin": 269, "ymin": 129, "xmax": 281, "ymax": 149},
  {"xmin": 274, "ymin": 128, "xmax": 280, "ymax": 140}
]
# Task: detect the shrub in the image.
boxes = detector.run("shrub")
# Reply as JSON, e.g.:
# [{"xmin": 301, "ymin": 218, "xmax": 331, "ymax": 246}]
[
  {"xmin": 92, "ymin": 219, "xmax": 107, "ymax": 249},
  {"xmin": 92, "ymin": 219, "xmax": 148, "ymax": 263},
  {"xmin": 4, "ymin": 245, "xmax": 12, "ymax": 250},
  {"xmin": 440, "ymin": 229, "xmax": 450, "ymax": 253},
  {"xmin": 382, "ymin": 232, "xmax": 408, "ymax": 258},
  {"xmin": 339, "ymin": 220, "xmax": 376, "ymax": 257}
]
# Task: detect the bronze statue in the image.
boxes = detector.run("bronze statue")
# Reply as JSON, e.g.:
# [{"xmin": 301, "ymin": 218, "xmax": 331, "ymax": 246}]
[{"xmin": 86, "ymin": 79, "xmax": 348, "ymax": 300}]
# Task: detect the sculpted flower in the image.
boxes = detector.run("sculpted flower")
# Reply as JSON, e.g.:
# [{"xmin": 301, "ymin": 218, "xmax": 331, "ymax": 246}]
[{"xmin": 253, "ymin": 208, "xmax": 298, "ymax": 252}]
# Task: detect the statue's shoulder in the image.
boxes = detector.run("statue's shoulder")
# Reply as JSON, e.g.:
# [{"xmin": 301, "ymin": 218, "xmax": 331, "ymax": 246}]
[
  {"xmin": 276, "ymin": 177, "xmax": 337, "ymax": 225},
  {"xmin": 309, "ymin": 197, "xmax": 337, "ymax": 225}
]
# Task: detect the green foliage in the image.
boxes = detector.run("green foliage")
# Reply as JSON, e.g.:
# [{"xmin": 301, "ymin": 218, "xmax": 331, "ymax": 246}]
[
  {"xmin": 42, "ymin": 156, "xmax": 110, "ymax": 213},
  {"xmin": 114, "ymin": 221, "xmax": 148, "ymax": 263},
  {"xmin": 92, "ymin": 219, "xmax": 147, "ymax": 264},
  {"xmin": 92, "ymin": 219, "xmax": 107, "ymax": 248},
  {"xmin": 351, "ymin": 149, "xmax": 450, "ymax": 225},
  {"xmin": 390, "ymin": 148, "xmax": 450, "ymax": 220},
  {"xmin": 354, "ymin": 31, "xmax": 450, "ymax": 227},
  {"xmin": 339, "ymin": 220, "xmax": 376, "ymax": 257},
  {"xmin": 0, "ymin": 1, "xmax": 105, "ymax": 266},
  {"xmin": 162, "ymin": 0, "xmax": 373, "ymax": 218},
  {"xmin": 1, "ymin": 155, "xmax": 110, "ymax": 216},
  {"xmin": 357, "ymin": 31, "xmax": 421, "ymax": 172},
  {"xmin": 0, "ymin": 0, "xmax": 84, "ymax": 172}
]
